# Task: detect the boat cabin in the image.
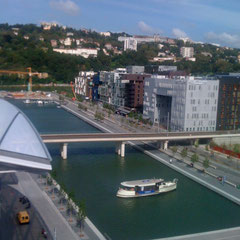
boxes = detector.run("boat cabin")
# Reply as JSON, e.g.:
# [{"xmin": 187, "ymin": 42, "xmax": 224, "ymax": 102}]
[{"xmin": 120, "ymin": 179, "xmax": 164, "ymax": 193}]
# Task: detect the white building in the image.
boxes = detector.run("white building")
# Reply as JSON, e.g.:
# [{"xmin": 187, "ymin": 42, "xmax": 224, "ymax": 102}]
[
  {"xmin": 75, "ymin": 71, "xmax": 95, "ymax": 98},
  {"xmin": 41, "ymin": 22, "xmax": 57, "ymax": 30},
  {"xmin": 180, "ymin": 47, "xmax": 194, "ymax": 58},
  {"xmin": 143, "ymin": 76, "xmax": 219, "ymax": 132},
  {"xmin": 124, "ymin": 38, "xmax": 137, "ymax": 51},
  {"xmin": 100, "ymin": 32, "xmax": 111, "ymax": 37},
  {"xmin": 53, "ymin": 48, "xmax": 98, "ymax": 58},
  {"xmin": 179, "ymin": 37, "xmax": 192, "ymax": 43},
  {"xmin": 64, "ymin": 37, "xmax": 72, "ymax": 46}
]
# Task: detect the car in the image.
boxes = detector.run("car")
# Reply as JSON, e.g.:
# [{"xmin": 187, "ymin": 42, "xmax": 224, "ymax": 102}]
[
  {"xmin": 217, "ymin": 176, "xmax": 223, "ymax": 181},
  {"xmin": 19, "ymin": 196, "xmax": 30, "ymax": 204},
  {"xmin": 17, "ymin": 211, "xmax": 30, "ymax": 224}
]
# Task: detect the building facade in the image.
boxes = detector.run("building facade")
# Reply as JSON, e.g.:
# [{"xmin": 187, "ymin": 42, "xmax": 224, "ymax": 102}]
[
  {"xmin": 143, "ymin": 76, "xmax": 219, "ymax": 131},
  {"xmin": 98, "ymin": 69, "xmax": 127, "ymax": 106},
  {"xmin": 145, "ymin": 65, "xmax": 177, "ymax": 74},
  {"xmin": 180, "ymin": 47, "xmax": 194, "ymax": 58},
  {"xmin": 123, "ymin": 38, "xmax": 137, "ymax": 51},
  {"xmin": 126, "ymin": 66, "xmax": 145, "ymax": 74},
  {"xmin": 216, "ymin": 75, "xmax": 240, "ymax": 130},
  {"xmin": 75, "ymin": 71, "xmax": 95, "ymax": 99},
  {"xmin": 53, "ymin": 48, "xmax": 98, "ymax": 58},
  {"xmin": 123, "ymin": 74, "xmax": 151, "ymax": 111}
]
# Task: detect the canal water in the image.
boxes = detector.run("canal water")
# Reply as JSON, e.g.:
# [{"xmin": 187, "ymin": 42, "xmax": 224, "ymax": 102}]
[{"xmin": 11, "ymin": 100, "xmax": 240, "ymax": 240}]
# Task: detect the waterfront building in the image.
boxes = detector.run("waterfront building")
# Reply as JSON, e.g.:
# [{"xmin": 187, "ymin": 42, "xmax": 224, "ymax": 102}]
[
  {"xmin": 216, "ymin": 75, "xmax": 240, "ymax": 130},
  {"xmin": 92, "ymin": 73, "xmax": 100, "ymax": 101},
  {"xmin": 126, "ymin": 66, "xmax": 145, "ymax": 74},
  {"xmin": 123, "ymin": 73, "xmax": 151, "ymax": 111},
  {"xmin": 180, "ymin": 47, "xmax": 194, "ymax": 58},
  {"xmin": 99, "ymin": 70, "xmax": 126, "ymax": 106},
  {"xmin": 75, "ymin": 71, "xmax": 95, "ymax": 99},
  {"xmin": 143, "ymin": 76, "xmax": 219, "ymax": 132}
]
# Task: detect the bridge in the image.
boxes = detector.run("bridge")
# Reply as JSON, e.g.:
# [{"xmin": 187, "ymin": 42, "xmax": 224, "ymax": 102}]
[{"xmin": 41, "ymin": 131, "xmax": 240, "ymax": 159}]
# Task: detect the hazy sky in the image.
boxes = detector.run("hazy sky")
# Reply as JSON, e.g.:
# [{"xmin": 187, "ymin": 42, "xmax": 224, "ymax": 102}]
[{"xmin": 1, "ymin": 0, "xmax": 240, "ymax": 47}]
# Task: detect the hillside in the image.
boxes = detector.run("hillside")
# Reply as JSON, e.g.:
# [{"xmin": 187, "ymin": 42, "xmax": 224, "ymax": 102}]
[{"xmin": 0, "ymin": 23, "xmax": 240, "ymax": 84}]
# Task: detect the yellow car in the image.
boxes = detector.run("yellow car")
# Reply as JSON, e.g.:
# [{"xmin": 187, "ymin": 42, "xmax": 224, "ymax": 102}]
[{"xmin": 17, "ymin": 211, "xmax": 30, "ymax": 224}]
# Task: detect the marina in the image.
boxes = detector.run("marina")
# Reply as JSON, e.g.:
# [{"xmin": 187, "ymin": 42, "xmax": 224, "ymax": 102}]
[{"xmin": 10, "ymin": 99, "xmax": 240, "ymax": 240}]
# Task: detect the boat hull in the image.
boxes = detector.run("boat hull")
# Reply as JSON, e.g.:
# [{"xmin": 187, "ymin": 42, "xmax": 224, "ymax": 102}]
[{"xmin": 117, "ymin": 182, "xmax": 177, "ymax": 198}]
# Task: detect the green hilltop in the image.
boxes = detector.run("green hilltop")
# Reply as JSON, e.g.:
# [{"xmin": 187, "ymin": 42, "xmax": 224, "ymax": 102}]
[{"xmin": 1, "ymin": 23, "xmax": 240, "ymax": 84}]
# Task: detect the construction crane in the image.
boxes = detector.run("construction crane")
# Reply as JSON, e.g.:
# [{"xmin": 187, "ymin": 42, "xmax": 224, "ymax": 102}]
[
  {"xmin": 70, "ymin": 81, "xmax": 76, "ymax": 101},
  {"xmin": 0, "ymin": 67, "xmax": 39, "ymax": 92}
]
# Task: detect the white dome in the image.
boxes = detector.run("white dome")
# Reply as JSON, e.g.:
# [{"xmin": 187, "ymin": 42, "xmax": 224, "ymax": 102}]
[{"xmin": 0, "ymin": 99, "xmax": 52, "ymax": 171}]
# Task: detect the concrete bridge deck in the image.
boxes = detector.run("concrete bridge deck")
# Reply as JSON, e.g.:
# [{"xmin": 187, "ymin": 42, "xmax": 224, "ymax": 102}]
[{"xmin": 40, "ymin": 131, "xmax": 240, "ymax": 143}]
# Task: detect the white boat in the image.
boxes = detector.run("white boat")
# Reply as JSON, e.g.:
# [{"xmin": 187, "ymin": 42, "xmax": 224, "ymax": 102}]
[
  {"xmin": 117, "ymin": 178, "xmax": 178, "ymax": 198},
  {"xmin": 23, "ymin": 99, "xmax": 30, "ymax": 104}
]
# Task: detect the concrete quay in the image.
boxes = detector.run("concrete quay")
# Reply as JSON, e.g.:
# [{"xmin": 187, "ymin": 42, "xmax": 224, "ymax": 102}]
[
  {"xmin": 57, "ymin": 97, "xmax": 240, "ymax": 240},
  {"xmin": 11, "ymin": 171, "xmax": 106, "ymax": 240}
]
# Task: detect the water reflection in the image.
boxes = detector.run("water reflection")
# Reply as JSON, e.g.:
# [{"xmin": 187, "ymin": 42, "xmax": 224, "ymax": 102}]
[
  {"xmin": 117, "ymin": 156, "xmax": 126, "ymax": 171},
  {"xmin": 60, "ymin": 158, "xmax": 68, "ymax": 172}
]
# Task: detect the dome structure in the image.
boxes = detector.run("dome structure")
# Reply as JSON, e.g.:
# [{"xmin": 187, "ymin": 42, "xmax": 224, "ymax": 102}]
[{"xmin": 0, "ymin": 99, "xmax": 52, "ymax": 171}]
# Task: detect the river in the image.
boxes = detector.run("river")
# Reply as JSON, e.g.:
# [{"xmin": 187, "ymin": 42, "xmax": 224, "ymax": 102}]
[{"xmin": 11, "ymin": 100, "xmax": 240, "ymax": 240}]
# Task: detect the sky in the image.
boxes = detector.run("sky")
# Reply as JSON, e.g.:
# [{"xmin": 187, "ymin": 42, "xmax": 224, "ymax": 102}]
[{"xmin": 1, "ymin": 0, "xmax": 240, "ymax": 48}]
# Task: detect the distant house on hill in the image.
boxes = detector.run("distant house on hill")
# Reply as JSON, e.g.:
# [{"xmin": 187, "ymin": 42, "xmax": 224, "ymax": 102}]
[{"xmin": 53, "ymin": 48, "xmax": 98, "ymax": 58}]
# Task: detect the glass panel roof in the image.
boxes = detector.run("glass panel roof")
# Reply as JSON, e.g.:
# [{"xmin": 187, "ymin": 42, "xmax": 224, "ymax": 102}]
[
  {"xmin": 1, "ymin": 114, "xmax": 47, "ymax": 158},
  {"xmin": 0, "ymin": 99, "xmax": 52, "ymax": 171},
  {"xmin": 0, "ymin": 99, "xmax": 18, "ymax": 140}
]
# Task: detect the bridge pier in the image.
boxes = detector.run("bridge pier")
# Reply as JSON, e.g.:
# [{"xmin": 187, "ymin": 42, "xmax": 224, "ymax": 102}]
[
  {"xmin": 121, "ymin": 142, "xmax": 125, "ymax": 157},
  {"xmin": 157, "ymin": 141, "xmax": 168, "ymax": 150},
  {"xmin": 164, "ymin": 141, "xmax": 168, "ymax": 150},
  {"xmin": 116, "ymin": 142, "xmax": 125, "ymax": 157},
  {"xmin": 60, "ymin": 143, "xmax": 68, "ymax": 160}
]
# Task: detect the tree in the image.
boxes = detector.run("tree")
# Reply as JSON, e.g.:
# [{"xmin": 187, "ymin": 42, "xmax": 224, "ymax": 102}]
[
  {"xmin": 95, "ymin": 111, "xmax": 104, "ymax": 121},
  {"xmin": 194, "ymin": 139, "xmax": 199, "ymax": 148},
  {"xmin": 191, "ymin": 153, "xmax": 199, "ymax": 165},
  {"xmin": 171, "ymin": 146, "xmax": 178, "ymax": 157},
  {"xmin": 180, "ymin": 148, "xmax": 188, "ymax": 161},
  {"xmin": 203, "ymin": 157, "xmax": 209, "ymax": 169},
  {"xmin": 205, "ymin": 144, "xmax": 209, "ymax": 151},
  {"xmin": 75, "ymin": 199, "xmax": 87, "ymax": 236}
]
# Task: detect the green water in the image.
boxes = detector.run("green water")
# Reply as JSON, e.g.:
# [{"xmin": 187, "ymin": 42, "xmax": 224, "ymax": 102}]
[{"xmin": 11, "ymin": 100, "xmax": 240, "ymax": 240}]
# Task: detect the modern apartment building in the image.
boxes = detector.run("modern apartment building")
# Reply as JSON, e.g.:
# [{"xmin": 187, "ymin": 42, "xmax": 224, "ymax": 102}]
[
  {"xmin": 216, "ymin": 75, "xmax": 240, "ymax": 130},
  {"xmin": 180, "ymin": 47, "xmax": 194, "ymax": 58},
  {"xmin": 75, "ymin": 71, "xmax": 95, "ymax": 99},
  {"xmin": 123, "ymin": 74, "xmax": 151, "ymax": 111},
  {"xmin": 98, "ymin": 69, "xmax": 127, "ymax": 106},
  {"xmin": 143, "ymin": 76, "xmax": 219, "ymax": 131}
]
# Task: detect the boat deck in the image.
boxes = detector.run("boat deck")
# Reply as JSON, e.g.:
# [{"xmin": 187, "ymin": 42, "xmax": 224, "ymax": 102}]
[{"xmin": 122, "ymin": 178, "xmax": 164, "ymax": 187}]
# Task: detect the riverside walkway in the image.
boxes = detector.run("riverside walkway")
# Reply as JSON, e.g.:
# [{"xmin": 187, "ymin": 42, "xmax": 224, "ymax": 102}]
[{"xmin": 57, "ymin": 96, "xmax": 240, "ymax": 240}]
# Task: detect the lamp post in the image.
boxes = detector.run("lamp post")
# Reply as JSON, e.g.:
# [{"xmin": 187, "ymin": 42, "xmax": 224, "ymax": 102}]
[{"xmin": 167, "ymin": 112, "xmax": 170, "ymax": 136}]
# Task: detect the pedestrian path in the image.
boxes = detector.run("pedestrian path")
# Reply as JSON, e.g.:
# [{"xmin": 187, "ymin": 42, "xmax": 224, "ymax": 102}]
[{"xmin": 11, "ymin": 172, "xmax": 80, "ymax": 240}]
